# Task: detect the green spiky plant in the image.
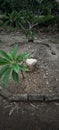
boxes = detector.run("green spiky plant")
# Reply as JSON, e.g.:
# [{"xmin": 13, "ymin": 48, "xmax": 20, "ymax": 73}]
[{"xmin": 0, "ymin": 45, "xmax": 30, "ymax": 87}]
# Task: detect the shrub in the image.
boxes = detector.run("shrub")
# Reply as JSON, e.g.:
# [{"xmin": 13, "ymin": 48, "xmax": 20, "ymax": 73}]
[
  {"xmin": 0, "ymin": 0, "xmax": 39, "ymax": 13},
  {"xmin": 0, "ymin": 0, "xmax": 12, "ymax": 13},
  {"xmin": 4, "ymin": 11, "xmax": 20, "ymax": 27},
  {"xmin": 40, "ymin": 0, "xmax": 52, "ymax": 15},
  {"xmin": 0, "ymin": 45, "xmax": 30, "ymax": 87},
  {"xmin": 26, "ymin": 30, "xmax": 35, "ymax": 42}
]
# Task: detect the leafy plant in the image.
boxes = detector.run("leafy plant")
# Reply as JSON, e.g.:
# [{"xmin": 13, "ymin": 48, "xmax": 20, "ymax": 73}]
[
  {"xmin": 18, "ymin": 11, "xmax": 39, "ymax": 42},
  {"xmin": 4, "ymin": 11, "xmax": 20, "ymax": 27},
  {"xmin": 26, "ymin": 30, "xmax": 35, "ymax": 42},
  {"xmin": 41, "ymin": 0, "xmax": 52, "ymax": 16},
  {"xmin": 0, "ymin": 45, "xmax": 30, "ymax": 87}
]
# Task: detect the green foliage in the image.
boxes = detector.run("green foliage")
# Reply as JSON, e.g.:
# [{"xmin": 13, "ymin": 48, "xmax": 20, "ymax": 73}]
[
  {"xmin": 38, "ymin": 15, "xmax": 54, "ymax": 25},
  {"xmin": 0, "ymin": 20, "xmax": 3, "ymax": 26},
  {"xmin": 40, "ymin": 0, "xmax": 59, "ymax": 15},
  {"xmin": 3, "ymin": 10, "xmax": 55, "ymax": 27},
  {"xmin": 0, "ymin": 0, "xmax": 39, "ymax": 13},
  {"xmin": 0, "ymin": 14, "xmax": 8, "ymax": 24},
  {"xmin": 26, "ymin": 30, "xmax": 35, "ymax": 42},
  {"xmin": 0, "ymin": 45, "xmax": 30, "ymax": 87},
  {"xmin": 40, "ymin": 0, "xmax": 52, "ymax": 15},
  {"xmin": 50, "ymin": 1, "xmax": 59, "ymax": 15},
  {"xmin": 0, "ymin": 0, "xmax": 12, "ymax": 13},
  {"xmin": 4, "ymin": 11, "xmax": 20, "ymax": 27},
  {"xmin": 19, "ymin": 11, "xmax": 34, "ymax": 23},
  {"xmin": 41, "ymin": 6, "xmax": 52, "ymax": 16},
  {"xmin": 0, "ymin": 0, "xmax": 59, "ymax": 15},
  {"xmin": 0, "ymin": 1, "xmax": 59, "ymax": 32}
]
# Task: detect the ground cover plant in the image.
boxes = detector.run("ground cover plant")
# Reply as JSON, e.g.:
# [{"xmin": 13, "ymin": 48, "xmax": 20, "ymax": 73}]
[{"xmin": 0, "ymin": 45, "xmax": 30, "ymax": 87}]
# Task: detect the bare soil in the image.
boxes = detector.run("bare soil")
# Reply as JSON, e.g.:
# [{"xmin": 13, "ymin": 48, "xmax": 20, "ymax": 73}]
[
  {"xmin": 0, "ymin": 31, "xmax": 59, "ymax": 130},
  {"xmin": 0, "ymin": 97, "xmax": 59, "ymax": 130},
  {"xmin": 0, "ymin": 31, "xmax": 59, "ymax": 96}
]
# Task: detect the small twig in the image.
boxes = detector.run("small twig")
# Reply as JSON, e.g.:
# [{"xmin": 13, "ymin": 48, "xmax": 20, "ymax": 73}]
[
  {"xmin": 32, "ymin": 22, "xmax": 39, "ymax": 28},
  {"xmin": 8, "ymin": 102, "xmax": 20, "ymax": 116},
  {"xmin": 27, "ymin": 21, "xmax": 32, "ymax": 30},
  {"xmin": 18, "ymin": 22, "xmax": 25, "ymax": 32},
  {"xmin": 18, "ymin": 22, "xmax": 28, "ymax": 33},
  {"xmin": 30, "ymin": 103, "xmax": 39, "ymax": 109},
  {"xmin": 21, "ymin": 70, "xmax": 25, "ymax": 79},
  {"xmin": 9, "ymin": 106, "xmax": 16, "ymax": 116},
  {"xmin": 4, "ymin": 104, "xmax": 12, "ymax": 109},
  {"xmin": 27, "ymin": 20, "xmax": 39, "ymax": 30}
]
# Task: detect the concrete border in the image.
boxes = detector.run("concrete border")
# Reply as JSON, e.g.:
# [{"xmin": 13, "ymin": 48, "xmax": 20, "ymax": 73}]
[{"xmin": 0, "ymin": 89, "xmax": 59, "ymax": 102}]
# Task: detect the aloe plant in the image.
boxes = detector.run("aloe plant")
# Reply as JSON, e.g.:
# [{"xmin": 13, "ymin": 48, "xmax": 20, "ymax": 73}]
[{"xmin": 0, "ymin": 45, "xmax": 30, "ymax": 87}]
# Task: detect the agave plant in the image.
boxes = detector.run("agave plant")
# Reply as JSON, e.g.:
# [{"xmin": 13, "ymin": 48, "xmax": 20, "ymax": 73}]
[{"xmin": 0, "ymin": 45, "xmax": 30, "ymax": 87}]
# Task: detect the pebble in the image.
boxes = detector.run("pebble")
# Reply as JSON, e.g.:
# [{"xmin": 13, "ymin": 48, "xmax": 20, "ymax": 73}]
[
  {"xmin": 46, "ymin": 72, "xmax": 48, "ymax": 76},
  {"xmin": 51, "ymin": 50, "xmax": 56, "ymax": 55},
  {"xmin": 26, "ymin": 58, "xmax": 37, "ymax": 66},
  {"xmin": 43, "ymin": 74, "xmax": 47, "ymax": 79},
  {"xmin": 26, "ymin": 58, "xmax": 37, "ymax": 71},
  {"xmin": 39, "ymin": 57, "xmax": 41, "ymax": 60},
  {"xmin": 46, "ymin": 81, "xmax": 49, "ymax": 85},
  {"xmin": 56, "ymin": 78, "xmax": 58, "ymax": 82},
  {"xmin": 0, "ymin": 86, "xmax": 3, "ymax": 90}
]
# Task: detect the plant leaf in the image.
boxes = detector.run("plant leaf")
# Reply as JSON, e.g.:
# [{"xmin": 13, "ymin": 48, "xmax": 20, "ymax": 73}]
[
  {"xmin": 0, "ymin": 57, "xmax": 10, "ymax": 65},
  {"xmin": 12, "ymin": 64, "xmax": 19, "ymax": 73},
  {"xmin": 0, "ymin": 50, "xmax": 11, "ymax": 61},
  {"xmin": 17, "ymin": 52, "xmax": 30, "ymax": 61},
  {"xmin": 2, "ymin": 68, "xmax": 11, "ymax": 87},
  {"xmin": 12, "ymin": 70, "xmax": 19, "ymax": 83},
  {"xmin": 19, "ymin": 65, "xmax": 29, "ymax": 71},
  {"xmin": 0, "ymin": 65, "xmax": 10, "ymax": 78},
  {"xmin": 11, "ymin": 45, "xmax": 18, "ymax": 59}
]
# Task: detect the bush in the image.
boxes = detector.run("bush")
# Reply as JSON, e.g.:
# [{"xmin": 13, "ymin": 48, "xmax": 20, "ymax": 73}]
[
  {"xmin": 0, "ymin": 0, "xmax": 40, "ymax": 14},
  {"xmin": 0, "ymin": 0, "xmax": 12, "ymax": 13},
  {"xmin": 40, "ymin": 0, "xmax": 59, "ymax": 16},
  {"xmin": 4, "ymin": 11, "xmax": 21, "ymax": 27}
]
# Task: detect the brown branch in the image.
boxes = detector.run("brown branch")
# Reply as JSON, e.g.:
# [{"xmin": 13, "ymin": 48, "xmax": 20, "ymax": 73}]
[
  {"xmin": 18, "ymin": 22, "xmax": 27, "ymax": 33},
  {"xmin": 32, "ymin": 22, "xmax": 39, "ymax": 28},
  {"xmin": 27, "ymin": 20, "xmax": 39, "ymax": 30}
]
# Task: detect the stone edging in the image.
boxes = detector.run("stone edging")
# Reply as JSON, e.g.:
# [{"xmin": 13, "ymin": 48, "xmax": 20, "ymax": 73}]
[{"xmin": 0, "ymin": 89, "xmax": 59, "ymax": 102}]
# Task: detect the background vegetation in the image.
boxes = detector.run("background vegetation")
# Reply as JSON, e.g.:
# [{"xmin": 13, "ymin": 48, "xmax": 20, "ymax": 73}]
[{"xmin": 0, "ymin": 0, "xmax": 59, "ymax": 32}]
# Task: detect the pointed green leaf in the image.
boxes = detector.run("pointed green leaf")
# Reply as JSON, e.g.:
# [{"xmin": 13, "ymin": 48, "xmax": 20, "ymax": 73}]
[
  {"xmin": 2, "ymin": 68, "xmax": 11, "ymax": 87},
  {"xmin": 11, "ymin": 45, "xmax": 18, "ymax": 59},
  {"xmin": 0, "ymin": 50, "xmax": 11, "ymax": 61},
  {"xmin": 19, "ymin": 65, "xmax": 29, "ymax": 71},
  {"xmin": 12, "ymin": 64, "xmax": 19, "ymax": 73},
  {"xmin": 12, "ymin": 70, "xmax": 19, "ymax": 83},
  {"xmin": 17, "ymin": 52, "xmax": 30, "ymax": 61},
  {"xmin": 0, "ymin": 66, "xmax": 10, "ymax": 78},
  {"xmin": 0, "ymin": 57, "xmax": 10, "ymax": 65}
]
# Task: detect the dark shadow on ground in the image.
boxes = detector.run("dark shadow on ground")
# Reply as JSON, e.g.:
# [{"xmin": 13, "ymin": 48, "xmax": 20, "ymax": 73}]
[{"xmin": 0, "ymin": 100, "xmax": 59, "ymax": 130}]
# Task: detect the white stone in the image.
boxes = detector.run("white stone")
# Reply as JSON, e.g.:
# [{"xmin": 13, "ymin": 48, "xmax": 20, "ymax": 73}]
[
  {"xmin": 26, "ymin": 58, "xmax": 37, "ymax": 71},
  {"xmin": 0, "ymin": 86, "xmax": 3, "ymax": 90},
  {"xmin": 26, "ymin": 59, "xmax": 37, "ymax": 66}
]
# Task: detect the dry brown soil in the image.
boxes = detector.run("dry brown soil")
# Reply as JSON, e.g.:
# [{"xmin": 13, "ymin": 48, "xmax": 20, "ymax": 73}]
[
  {"xmin": 0, "ymin": 31, "xmax": 59, "ymax": 130},
  {"xmin": 0, "ymin": 31, "xmax": 59, "ymax": 96}
]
